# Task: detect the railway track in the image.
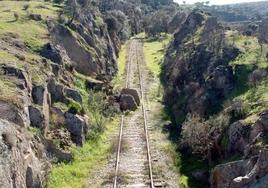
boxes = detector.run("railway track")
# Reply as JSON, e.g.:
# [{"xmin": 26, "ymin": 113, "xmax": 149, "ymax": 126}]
[{"xmin": 113, "ymin": 39, "xmax": 155, "ymax": 188}]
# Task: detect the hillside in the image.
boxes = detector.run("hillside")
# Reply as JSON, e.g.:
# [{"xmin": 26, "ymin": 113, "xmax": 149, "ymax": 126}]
[
  {"xmin": 161, "ymin": 7, "xmax": 268, "ymax": 188},
  {"xmin": 204, "ymin": 1, "xmax": 268, "ymax": 22}
]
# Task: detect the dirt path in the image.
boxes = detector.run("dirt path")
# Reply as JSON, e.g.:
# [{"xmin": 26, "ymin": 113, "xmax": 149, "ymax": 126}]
[{"xmin": 86, "ymin": 39, "xmax": 180, "ymax": 188}]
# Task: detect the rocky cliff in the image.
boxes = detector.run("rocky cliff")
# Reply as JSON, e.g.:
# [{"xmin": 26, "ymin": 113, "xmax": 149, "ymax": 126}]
[
  {"xmin": 0, "ymin": 0, "xmax": 132, "ymax": 187},
  {"xmin": 0, "ymin": 0, "xmax": 182, "ymax": 186},
  {"xmin": 162, "ymin": 10, "xmax": 239, "ymax": 124},
  {"xmin": 162, "ymin": 9, "xmax": 268, "ymax": 187}
]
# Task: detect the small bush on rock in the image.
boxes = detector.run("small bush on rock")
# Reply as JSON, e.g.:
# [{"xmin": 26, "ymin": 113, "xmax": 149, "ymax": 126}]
[{"xmin": 67, "ymin": 99, "xmax": 82, "ymax": 114}]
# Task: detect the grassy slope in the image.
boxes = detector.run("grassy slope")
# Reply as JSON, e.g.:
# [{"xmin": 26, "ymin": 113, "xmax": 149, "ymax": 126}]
[
  {"xmin": 47, "ymin": 117, "xmax": 120, "ymax": 188},
  {"xmin": 0, "ymin": 1, "xmax": 59, "ymax": 51},
  {"xmin": 0, "ymin": 1, "xmax": 122, "ymax": 187},
  {"xmin": 143, "ymin": 34, "xmax": 172, "ymax": 78},
  {"xmin": 47, "ymin": 34, "xmax": 128, "ymax": 187},
  {"xmin": 47, "ymin": 70, "xmax": 122, "ymax": 187},
  {"xmin": 0, "ymin": 1, "xmax": 60, "ymax": 87},
  {"xmin": 112, "ymin": 42, "xmax": 128, "ymax": 90},
  {"xmin": 227, "ymin": 31, "xmax": 268, "ymax": 122}
]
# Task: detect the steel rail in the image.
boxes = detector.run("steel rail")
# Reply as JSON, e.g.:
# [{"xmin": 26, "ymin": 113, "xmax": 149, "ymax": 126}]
[
  {"xmin": 113, "ymin": 39, "xmax": 154, "ymax": 188},
  {"xmin": 136, "ymin": 41, "xmax": 154, "ymax": 188}
]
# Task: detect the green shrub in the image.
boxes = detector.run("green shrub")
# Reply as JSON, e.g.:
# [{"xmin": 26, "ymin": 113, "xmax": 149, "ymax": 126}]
[
  {"xmin": 53, "ymin": 0, "xmax": 64, "ymax": 4},
  {"xmin": 67, "ymin": 99, "xmax": 82, "ymax": 114}
]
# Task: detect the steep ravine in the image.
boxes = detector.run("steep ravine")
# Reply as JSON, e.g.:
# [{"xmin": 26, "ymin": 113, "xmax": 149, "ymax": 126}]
[
  {"xmin": 1, "ymin": 0, "xmax": 268, "ymax": 188},
  {"xmin": 161, "ymin": 9, "xmax": 268, "ymax": 188}
]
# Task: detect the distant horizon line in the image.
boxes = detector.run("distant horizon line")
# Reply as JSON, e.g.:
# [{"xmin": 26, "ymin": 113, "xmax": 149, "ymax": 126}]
[{"xmin": 174, "ymin": 0, "xmax": 268, "ymax": 6}]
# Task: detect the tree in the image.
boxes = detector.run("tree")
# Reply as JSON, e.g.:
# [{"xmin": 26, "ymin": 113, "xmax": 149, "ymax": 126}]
[
  {"xmin": 181, "ymin": 116, "xmax": 213, "ymax": 162},
  {"xmin": 144, "ymin": 9, "xmax": 174, "ymax": 37},
  {"xmin": 258, "ymin": 19, "xmax": 268, "ymax": 56},
  {"xmin": 182, "ymin": 114, "xmax": 230, "ymax": 164},
  {"xmin": 65, "ymin": 0, "xmax": 78, "ymax": 25}
]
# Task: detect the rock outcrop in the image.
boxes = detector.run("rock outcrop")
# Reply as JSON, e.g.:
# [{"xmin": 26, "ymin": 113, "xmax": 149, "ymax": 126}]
[
  {"xmin": 120, "ymin": 95, "xmax": 138, "ymax": 112},
  {"xmin": 32, "ymin": 85, "xmax": 46, "ymax": 105},
  {"xmin": 47, "ymin": 78, "xmax": 66, "ymax": 103},
  {"xmin": 64, "ymin": 113, "xmax": 89, "ymax": 146},
  {"xmin": 120, "ymin": 88, "xmax": 140, "ymax": 106},
  {"xmin": 64, "ymin": 88, "xmax": 83, "ymax": 104},
  {"xmin": 48, "ymin": 12, "xmax": 118, "ymax": 80},
  {"xmin": 0, "ymin": 119, "xmax": 50, "ymax": 187},
  {"xmin": 210, "ymin": 109, "xmax": 268, "ymax": 187},
  {"xmin": 1, "ymin": 65, "xmax": 32, "ymax": 93},
  {"xmin": 211, "ymin": 149, "xmax": 268, "ymax": 188},
  {"xmin": 29, "ymin": 106, "xmax": 45, "ymax": 129},
  {"xmin": 228, "ymin": 121, "xmax": 248, "ymax": 154},
  {"xmin": 119, "ymin": 88, "xmax": 140, "ymax": 112},
  {"xmin": 162, "ymin": 10, "xmax": 239, "ymax": 124},
  {"xmin": 40, "ymin": 43, "xmax": 70, "ymax": 65},
  {"xmin": 0, "ymin": 101, "xmax": 27, "ymax": 127}
]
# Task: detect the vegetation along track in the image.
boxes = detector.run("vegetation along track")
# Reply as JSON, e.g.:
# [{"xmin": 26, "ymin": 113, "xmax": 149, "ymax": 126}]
[{"xmin": 113, "ymin": 39, "xmax": 160, "ymax": 188}]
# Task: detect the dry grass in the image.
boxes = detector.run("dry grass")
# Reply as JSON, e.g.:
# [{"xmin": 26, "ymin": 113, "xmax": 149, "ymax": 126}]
[
  {"xmin": 0, "ymin": 75, "xmax": 23, "ymax": 107},
  {"xmin": 0, "ymin": 1, "xmax": 60, "ymax": 51}
]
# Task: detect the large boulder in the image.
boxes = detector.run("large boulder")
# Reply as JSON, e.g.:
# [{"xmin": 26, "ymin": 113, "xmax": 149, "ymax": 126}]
[
  {"xmin": 210, "ymin": 149, "xmax": 268, "ymax": 188},
  {"xmin": 210, "ymin": 157, "xmax": 256, "ymax": 188},
  {"xmin": 119, "ymin": 94, "xmax": 138, "ymax": 111},
  {"xmin": 64, "ymin": 113, "xmax": 89, "ymax": 146},
  {"xmin": 120, "ymin": 88, "xmax": 140, "ymax": 106},
  {"xmin": 1, "ymin": 65, "xmax": 32, "ymax": 92},
  {"xmin": 228, "ymin": 121, "xmax": 249, "ymax": 154},
  {"xmin": 0, "ymin": 119, "xmax": 50, "ymax": 187},
  {"xmin": 47, "ymin": 79, "xmax": 66, "ymax": 103},
  {"xmin": 29, "ymin": 106, "xmax": 44, "ymax": 129},
  {"xmin": 0, "ymin": 101, "xmax": 26, "ymax": 127},
  {"xmin": 50, "ymin": 62, "xmax": 62, "ymax": 77},
  {"xmin": 32, "ymin": 85, "xmax": 45, "ymax": 105},
  {"xmin": 250, "ymin": 110, "xmax": 268, "ymax": 140},
  {"xmin": 64, "ymin": 88, "xmax": 82, "ymax": 104},
  {"xmin": 86, "ymin": 79, "xmax": 105, "ymax": 91},
  {"xmin": 40, "ymin": 43, "xmax": 69, "ymax": 65}
]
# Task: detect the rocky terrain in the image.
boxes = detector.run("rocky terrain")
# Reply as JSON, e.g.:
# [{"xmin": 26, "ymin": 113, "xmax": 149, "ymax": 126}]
[
  {"xmin": 0, "ymin": 0, "xmax": 129, "ymax": 187},
  {"xmin": 0, "ymin": 0, "xmax": 267, "ymax": 188},
  {"xmin": 161, "ymin": 6, "xmax": 268, "ymax": 188},
  {"xmin": 0, "ymin": 0, "xmax": 183, "ymax": 187}
]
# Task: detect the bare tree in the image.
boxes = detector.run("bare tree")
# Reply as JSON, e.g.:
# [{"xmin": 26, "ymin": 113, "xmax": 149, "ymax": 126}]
[
  {"xmin": 182, "ymin": 116, "xmax": 212, "ymax": 161},
  {"xmin": 182, "ymin": 113, "xmax": 230, "ymax": 164}
]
